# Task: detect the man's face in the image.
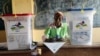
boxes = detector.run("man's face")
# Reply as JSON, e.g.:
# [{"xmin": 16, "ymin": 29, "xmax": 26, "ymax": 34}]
[
  {"xmin": 55, "ymin": 16, "xmax": 62, "ymax": 23},
  {"xmin": 57, "ymin": 17, "xmax": 62, "ymax": 23},
  {"xmin": 54, "ymin": 12, "xmax": 63, "ymax": 26}
]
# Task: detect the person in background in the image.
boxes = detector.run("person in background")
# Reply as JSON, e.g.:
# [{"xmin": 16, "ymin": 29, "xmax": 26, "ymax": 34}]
[{"xmin": 43, "ymin": 11, "xmax": 69, "ymax": 42}]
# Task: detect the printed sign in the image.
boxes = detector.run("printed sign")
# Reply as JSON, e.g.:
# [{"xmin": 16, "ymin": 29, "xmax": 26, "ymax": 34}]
[{"xmin": 44, "ymin": 42, "xmax": 65, "ymax": 54}]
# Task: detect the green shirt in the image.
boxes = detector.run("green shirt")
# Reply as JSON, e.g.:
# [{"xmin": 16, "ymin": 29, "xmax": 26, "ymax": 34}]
[{"xmin": 44, "ymin": 23, "xmax": 69, "ymax": 39}]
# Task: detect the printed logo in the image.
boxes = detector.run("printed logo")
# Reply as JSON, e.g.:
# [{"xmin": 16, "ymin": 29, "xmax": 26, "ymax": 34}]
[
  {"xmin": 11, "ymin": 22, "xmax": 24, "ymax": 32},
  {"xmin": 76, "ymin": 21, "xmax": 87, "ymax": 29}
]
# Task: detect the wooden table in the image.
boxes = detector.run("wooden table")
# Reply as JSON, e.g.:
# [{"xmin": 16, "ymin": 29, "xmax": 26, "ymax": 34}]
[
  {"xmin": 0, "ymin": 49, "xmax": 37, "ymax": 56},
  {"xmin": 40, "ymin": 42, "xmax": 100, "ymax": 56},
  {"xmin": 1, "ymin": 42, "xmax": 100, "ymax": 56}
]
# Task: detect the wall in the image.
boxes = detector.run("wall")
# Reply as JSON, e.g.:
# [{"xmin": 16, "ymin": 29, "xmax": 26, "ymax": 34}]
[
  {"xmin": 12, "ymin": 0, "xmax": 33, "ymax": 14},
  {"xmin": 33, "ymin": 0, "xmax": 100, "ymax": 43},
  {"xmin": 93, "ymin": 28, "xmax": 100, "ymax": 42},
  {"xmin": 12, "ymin": 0, "xmax": 43, "ymax": 42},
  {"xmin": 33, "ymin": 27, "xmax": 100, "ymax": 43},
  {"xmin": 0, "ymin": 0, "xmax": 34, "ymax": 42},
  {"xmin": 12, "ymin": 0, "xmax": 44, "ymax": 42},
  {"xmin": 0, "ymin": 0, "xmax": 12, "ymax": 42},
  {"xmin": 0, "ymin": 0, "xmax": 100, "ymax": 43},
  {"xmin": 0, "ymin": 31, "xmax": 6, "ymax": 42}
]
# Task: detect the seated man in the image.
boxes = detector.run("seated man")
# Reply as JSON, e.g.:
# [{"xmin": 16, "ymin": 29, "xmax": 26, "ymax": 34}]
[{"xmin": 43, "ymin": 11, "xmax": 69, "ymax": 42}]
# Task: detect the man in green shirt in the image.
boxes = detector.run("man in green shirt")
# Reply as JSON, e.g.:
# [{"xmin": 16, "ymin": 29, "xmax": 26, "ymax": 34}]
[{"xmin": 43, "ymin": 11, "xmax": 69, "ymax": 42}]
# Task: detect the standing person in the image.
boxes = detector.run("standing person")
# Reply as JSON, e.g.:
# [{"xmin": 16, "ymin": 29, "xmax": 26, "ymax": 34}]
[{"xmin": 43, "ymin": 11, "xmax": 69, "ymax": 42}]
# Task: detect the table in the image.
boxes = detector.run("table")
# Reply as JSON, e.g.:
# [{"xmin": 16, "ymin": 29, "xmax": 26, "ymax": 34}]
[
  {"xmin": 0, "ymin": 49, "xmax": 38, "ymax": 56},
  {"xmin": 40, "ymin": 42, "xmax": 100, "ymax": 56}
]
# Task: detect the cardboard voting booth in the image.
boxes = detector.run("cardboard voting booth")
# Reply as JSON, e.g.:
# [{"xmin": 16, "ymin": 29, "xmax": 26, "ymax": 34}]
[
  {"xmin": 67, "ymin": 8, "xmax": 96, "ymax": 45},
  {"xmin": 2, "ymin": 14, "xmax": 33, "ymax": 50}
]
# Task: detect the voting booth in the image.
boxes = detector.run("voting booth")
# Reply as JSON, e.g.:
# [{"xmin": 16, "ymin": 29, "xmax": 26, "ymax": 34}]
[{"xmin": 2, "ymin": 14, "xmax": 33, "ymax": 50}]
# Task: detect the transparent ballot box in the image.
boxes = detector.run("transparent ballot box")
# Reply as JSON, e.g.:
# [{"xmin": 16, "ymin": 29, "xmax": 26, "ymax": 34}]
[
  {"xmin": 67, "ymin": 8, "xmax": 96, "ymax": 45},
  {"xmin": 2, "ymin": 14, "xmax": 33, "ymax": 50}
]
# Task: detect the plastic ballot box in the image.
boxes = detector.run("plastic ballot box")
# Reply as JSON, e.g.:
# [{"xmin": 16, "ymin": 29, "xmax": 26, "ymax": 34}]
[
  {"xmin": 67, "ymin": 8, "xmax": 96, "ymax": 45},
  {"xmin": 2, "ymin": 14, "xmax": 33, "ymax": 50}
]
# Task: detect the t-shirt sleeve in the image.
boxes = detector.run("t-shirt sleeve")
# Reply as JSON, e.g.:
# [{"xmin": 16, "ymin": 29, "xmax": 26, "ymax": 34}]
[
  {"xmin": 44, "ymin": 27, "xmax": 51, "ymax": 39},
  {"xmin": 61, "ymin": 23, "xmax": 69, "ymax": 39}
]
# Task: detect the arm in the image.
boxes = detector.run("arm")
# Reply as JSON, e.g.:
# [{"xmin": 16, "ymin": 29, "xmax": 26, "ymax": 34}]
[
  {"xmin": 42, "ymin": 27, "xmax": 51, "ymax": 41},
  {"xmin": 44, "ymin": 27, "xmax": 51, "ymax": 39},
  {"xmin": 61, "ymin": 23, "xmax": 69, "ymax": 39}
]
